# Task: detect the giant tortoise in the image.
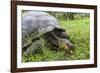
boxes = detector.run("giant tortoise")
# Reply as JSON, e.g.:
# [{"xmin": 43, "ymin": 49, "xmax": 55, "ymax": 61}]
[{"xmin": 22, "ymin": 11, "xmax": 74, "ymax": 55}]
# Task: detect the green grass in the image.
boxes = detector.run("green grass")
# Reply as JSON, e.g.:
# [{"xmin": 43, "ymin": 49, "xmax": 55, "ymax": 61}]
[
  {"xmin": 59, "ymin": 18, "xmax": 90, "ymax": 60},
  {"xmin": 22, "ymin": 17, "xmax": 90, "ymax": 62}
]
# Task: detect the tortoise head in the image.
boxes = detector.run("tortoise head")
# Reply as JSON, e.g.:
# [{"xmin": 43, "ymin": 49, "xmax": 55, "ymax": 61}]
[
  {"xmin": 46, "ymin": 29, "xmax": 74, "ymax": 51},
  {"xmin": 58, "ymin": 38, "xmax": 74, "ymax": 49}
]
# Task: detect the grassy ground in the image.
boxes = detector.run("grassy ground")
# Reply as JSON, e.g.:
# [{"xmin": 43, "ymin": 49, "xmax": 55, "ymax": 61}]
[
  {"xmin": 22, "ymin": 17, "xmax": 90, "ymax": 62},
  {"xmin": 59, "ymin": 17, "xmax": 90, "ymax": 60}
]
